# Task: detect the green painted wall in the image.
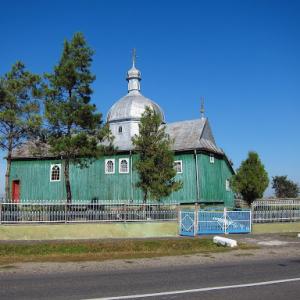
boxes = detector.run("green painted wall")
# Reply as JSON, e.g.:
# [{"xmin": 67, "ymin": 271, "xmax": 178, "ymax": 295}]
[
  {"xmin": 198, "ymin": 153, "xmax": 234, "ymax": 207},
  {"xmin": 163, "ymin": 153, "xmax": 197, "ymax": 203},
  {"xmin": 10, "ymin": 155, "xmax": 132, "ymax": 202},
  {"xmin": 10, "ymin": 159, "xmax": 65, "ymax": 201},
  {"xmin": 9, "ymin": 152, "xmax": 234, "ymax": 206}
]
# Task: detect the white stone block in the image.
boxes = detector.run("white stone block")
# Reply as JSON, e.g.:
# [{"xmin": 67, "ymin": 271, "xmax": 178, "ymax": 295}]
[{"xmin": 213, "ymin": 236, "xmax": 238, "ymax": 248}]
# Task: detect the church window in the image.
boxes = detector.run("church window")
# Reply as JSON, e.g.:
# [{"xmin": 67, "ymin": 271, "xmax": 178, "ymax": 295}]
[
  {"xmin": 174, "ymin": 160, "xmax": 183, "ymax": 174},
  {"xmin": 119, "ymin": 158, "xmax": 129, "ymax": 174},
  {"xmin": 105, "ymin": 159, "xmax": 115, "ymax": 174},
  {"xmin": 210, "ymin": 154, "xmax": 215, "ymax": 164},
  {"xmin": 50, "ymin": 164, "xmax": 61, "ymax": 182},
  {"xmin": 226, "ymin": 179, "xmax": 230, "ymax": 191},
  {"xmin": 118, "ymin": 126, "xmax": 122, "ymax": 133}
]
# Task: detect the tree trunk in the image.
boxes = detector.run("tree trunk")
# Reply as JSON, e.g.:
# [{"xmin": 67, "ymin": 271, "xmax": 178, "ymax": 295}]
[
  {"xmin": 64, "ymin": 159, "xmax": 72, "ymax": 203},
  {"xmin": 5, "ymin": 151, "xmax": 12, "ymax": 201},
  {"xmin": 5, "ymin": 140, "xmax": 13, "ymax": 201},
  {"xmin": 143, "ymin": 190, "xmax": 148, "ymax": 204}
]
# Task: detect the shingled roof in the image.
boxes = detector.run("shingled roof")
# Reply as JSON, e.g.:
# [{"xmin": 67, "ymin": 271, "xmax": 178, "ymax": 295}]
[
  {"xmin": 11, "ymin": 118, "xmax": 223, "ymax": 159},
  {"xmin": 166, "ymin": 118, "xmax": 223, "ymax": 154}
]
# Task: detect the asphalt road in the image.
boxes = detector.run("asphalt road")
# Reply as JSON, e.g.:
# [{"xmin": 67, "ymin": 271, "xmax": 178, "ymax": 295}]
[{"xmin": 0, "ymin": 256, "xmax": 300, "ymax": 300}]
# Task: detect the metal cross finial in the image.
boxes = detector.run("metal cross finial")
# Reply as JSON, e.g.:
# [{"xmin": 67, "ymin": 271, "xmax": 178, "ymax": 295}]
[
  {"xmin": 200, "ymin": 96, "xmax": 205, "ymax": 118},
  {"xmin": 132, "ymin": 48, "xmax": 136, "ymax": 67}
]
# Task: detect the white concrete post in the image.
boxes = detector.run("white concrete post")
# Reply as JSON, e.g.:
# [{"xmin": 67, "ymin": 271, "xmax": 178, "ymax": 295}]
[
  {"xmin": 249, "ymin": 209, "xmax": 252, "ymax": 233},
  {"xmin": 224, "ymin": 207, "xmax": 228, "ymax": 235},
  {"xmin": 179, "ymin": 210, "xmax": 182, "ymax": 235},
  {"xmin": 194, "ymin": 203, "xmax": 198, "ymax": 236}
]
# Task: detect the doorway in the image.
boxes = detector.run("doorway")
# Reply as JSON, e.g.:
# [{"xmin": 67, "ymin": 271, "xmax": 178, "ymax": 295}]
[{"xmin": 12, "ymin": 180, "xmax": 20, "ymax": 203}]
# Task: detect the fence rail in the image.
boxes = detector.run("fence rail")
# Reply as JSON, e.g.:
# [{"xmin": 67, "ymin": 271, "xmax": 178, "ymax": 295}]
[
  {"xmin": 0, "ymin": 202, "xmax": 178, "ymax": 224},
  {"xmin": 2, "ymin": 198, "xmax": 300, "ymax": 225},
  {"xmin": 252, "ymin": 199, "xmax": 300, "ymax": 223}
]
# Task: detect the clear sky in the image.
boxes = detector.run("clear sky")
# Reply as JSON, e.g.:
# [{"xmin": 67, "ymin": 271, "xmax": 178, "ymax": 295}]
[{"xmin": 0, "ymin": 0, "xmax": 299, "ymax": 196}]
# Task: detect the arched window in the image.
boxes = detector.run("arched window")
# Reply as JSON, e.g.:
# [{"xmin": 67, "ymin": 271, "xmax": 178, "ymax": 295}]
[
  {"xmin": 50, "ymin": 164, "xmax": 61, "ymax": 182},
  {"xmin": 119, "ymin": 158, "xmax": 129, "ymax": 173},
  {"xmin": 105, "ymin": 159, "xmax": 115, "ymax": 174},
  {"xmin": 118, "ymin": 126, "xmax": 122, "ymax": 133}
]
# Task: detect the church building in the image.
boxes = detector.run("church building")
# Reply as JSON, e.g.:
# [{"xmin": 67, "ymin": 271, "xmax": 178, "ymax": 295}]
[{"xmin": 9, "ymin": 55, "xmax": 235, "ymax": 207}]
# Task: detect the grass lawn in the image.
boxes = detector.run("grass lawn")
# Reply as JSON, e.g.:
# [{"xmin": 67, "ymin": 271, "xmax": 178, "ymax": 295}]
[{"xmin": 0, "ymin": 238, "xmax": 255, "ymax": 264}]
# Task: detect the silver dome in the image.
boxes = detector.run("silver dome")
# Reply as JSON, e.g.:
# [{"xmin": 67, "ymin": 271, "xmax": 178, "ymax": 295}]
[{"xmin": 107, "ymin": 90, "xmax": 165, "ymax": 123}]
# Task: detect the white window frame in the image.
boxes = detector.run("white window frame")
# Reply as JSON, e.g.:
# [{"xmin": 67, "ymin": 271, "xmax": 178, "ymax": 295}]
[
  {"xmin": 174, "ymin": 160, "xmax": 183, "ymax": 174},
  {"xmin": 226, "ymin": 179, "xmax": 230, "ymax": 191},
  {"xmin": 105, "ymin": 159, "xmax": 115, "ymax": 174},
  {"xmin": 210, "ymin": 154, "xmax": 215, "ymax": 164},
  {"xmin": 50, "ymin": 164, "xmax": 61, "ymax": 182},
  {"xmin": 119, "ymin": 158, "xmax": 129, "ymax": 174}
]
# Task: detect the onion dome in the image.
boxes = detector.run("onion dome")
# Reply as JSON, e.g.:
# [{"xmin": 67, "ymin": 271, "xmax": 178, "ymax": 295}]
[{"xmin": 107, "ymin": 49, "xmax": 165, "ymax": 123}]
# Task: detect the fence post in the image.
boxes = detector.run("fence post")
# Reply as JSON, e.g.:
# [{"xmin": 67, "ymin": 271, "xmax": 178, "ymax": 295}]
[
  {"xmin": 176, "ymin": 205, "xmax": 180, "ymax": 222},
  {"xmin": 224, "ymin": 207, "xmax": 227, "ymax": 235},
  {"xmin": 251, "ymin": 202, "xmax": 254, "ymax": 225},
  {"xmin": 179, "ymin": 210, "xmax": 182, "ymax": 235},
  {"xmin": 0, "ymin": 202, "xmax": 2, "ymax": 224},
  {"xmin": 250, "ymin": 209, "xmax": 252, "ymax": 233},
  {"xmin": 194, "ymin": 203, "xmax": 198, "ymax": 236}
]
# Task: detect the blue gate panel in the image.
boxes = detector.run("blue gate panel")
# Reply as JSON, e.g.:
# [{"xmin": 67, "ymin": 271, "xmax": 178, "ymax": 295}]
[
  {"xmin": 180, "ymin": 211, "xmax": 195, "ymax": 236},
  {"xmin": 180, "ymin": 210, "xmax": 251, "ymax": 236},
  {"xmin": 227, "ymin": 211, "xmax": 251, "ymax": 233},
  {"xmin": 198, "ymin": 211, "xmax": 224, "ymax": 234}
]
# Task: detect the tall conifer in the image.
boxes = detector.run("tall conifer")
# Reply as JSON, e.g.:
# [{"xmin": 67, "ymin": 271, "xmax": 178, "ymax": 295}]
[
  {"xmin": 0, "ymin": 62, "xmax": 41, "ymax": 200},
  {"xmin": 43, "ymin": 33, "xmax": 112, "ymax": 203},
  {"xmin": 132, "ymin": 106, "xmax": 182, "ymax": 202}
]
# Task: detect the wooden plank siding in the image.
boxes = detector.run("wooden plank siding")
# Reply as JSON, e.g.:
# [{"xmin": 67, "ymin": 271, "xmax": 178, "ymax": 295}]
[
  {"xmin": 162, "ymin": 153, "xmax": 197, "ymax": 203},
  {"xmin": 9, "ymin": 152, "xmax": 234, "ymax": 206},
  {"xmin": 198, "ymin": 153, "xmax": 234, "ymax": 207}
]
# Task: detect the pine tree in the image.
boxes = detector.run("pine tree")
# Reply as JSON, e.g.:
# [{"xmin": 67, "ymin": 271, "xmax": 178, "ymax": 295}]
[
  {"xmin": 132, "ymin": 106, "xmax": 182, "ymax": 202},
  {"xmin": 0, "ymin": 62, "xmax": 41, "ymax": 200},
  {"xmin": 231, "ymin": 151, "xmax": 269, "ymax": 205},
  {"xmin": 43, "ymin": 32, "xmax": 113, "ymax": 203}
]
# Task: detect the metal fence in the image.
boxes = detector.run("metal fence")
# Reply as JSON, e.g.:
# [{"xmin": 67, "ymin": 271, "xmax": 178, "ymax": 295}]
[
  {"xmin": 252, "ymin": 199, "xmax": 300, "ymax": 223},
  {"xmin": 0, "ymin": 201, "xmax": 178, "ymax": 224}
]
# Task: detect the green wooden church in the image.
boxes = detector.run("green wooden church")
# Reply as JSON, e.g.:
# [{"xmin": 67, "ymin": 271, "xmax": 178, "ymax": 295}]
[{"xmin": 9, "ymin": 56, "xmax": 235, "ymax": 207}]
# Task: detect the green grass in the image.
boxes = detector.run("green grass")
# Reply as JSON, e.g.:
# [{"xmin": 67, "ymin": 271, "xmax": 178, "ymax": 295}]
[{"xmin": 0, "ymin": 238, "xmax": 255, "ymax": 264}]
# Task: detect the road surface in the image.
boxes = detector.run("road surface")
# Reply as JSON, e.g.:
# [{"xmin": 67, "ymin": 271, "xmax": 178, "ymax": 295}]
[{"xmin": 0, "ymin": 255, "xmax": 299, "ymax": 299}]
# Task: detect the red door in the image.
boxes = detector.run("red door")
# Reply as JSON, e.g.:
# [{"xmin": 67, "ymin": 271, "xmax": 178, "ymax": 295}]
[{"xmin": 12, "ymin": 180, "xmax": 20, "ymax": 203}]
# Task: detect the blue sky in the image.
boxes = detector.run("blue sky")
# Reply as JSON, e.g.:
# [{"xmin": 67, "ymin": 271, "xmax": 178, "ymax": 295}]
[{"xmin": 0, "ymin": 0, "xmax": 299, "ymax": 196}]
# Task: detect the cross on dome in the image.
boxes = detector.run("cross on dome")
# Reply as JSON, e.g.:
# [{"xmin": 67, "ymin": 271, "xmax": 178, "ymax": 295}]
[{"xmin": 127, "ymin": 48, "xmax": 141, "ymax": 93}]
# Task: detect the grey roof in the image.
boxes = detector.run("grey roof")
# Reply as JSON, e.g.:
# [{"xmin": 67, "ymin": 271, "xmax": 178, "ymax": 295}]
[
  {"xmin": 11, "ymin": 118, "xmax": 223, "ymax": 159},
  {"xmin": 103, "ymin": 118, "xmax": 223, "ymax": 154},
  {"xmin": 11, "ymin": 141, "xmax": 51, "ymax": 159},
  {"xmin": 106, "ymin": 90, "xmax": 165, "ymax": 123},
  {"xmin": 166, "ymin": 118, "xmax": 223, "ymax": 154}
]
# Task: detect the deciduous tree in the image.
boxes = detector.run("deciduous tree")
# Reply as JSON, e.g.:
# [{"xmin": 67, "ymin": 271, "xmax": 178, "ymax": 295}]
[
  {"xmin": 272, "ymin": 176, "xmax": 299, "ymax": 198},
  {"xmin": 231, "ymin": 151, "xmax": 269, "ymax": 205}
]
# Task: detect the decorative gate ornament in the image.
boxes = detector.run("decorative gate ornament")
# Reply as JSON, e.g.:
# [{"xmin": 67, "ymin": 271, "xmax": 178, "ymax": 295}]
[{"xmin": 180, "ymin": 208, "xmax": 251, "ymax": 236}]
